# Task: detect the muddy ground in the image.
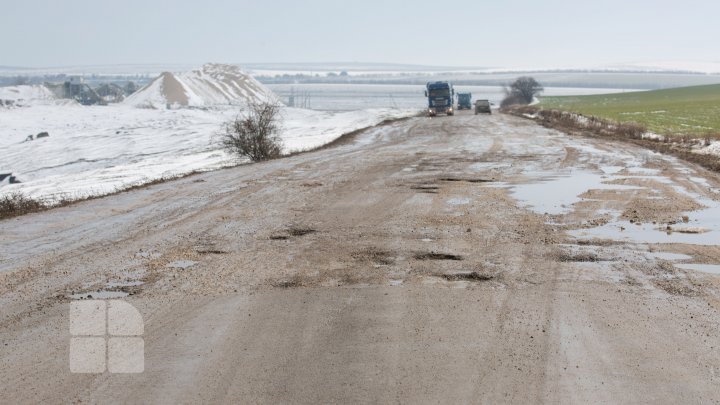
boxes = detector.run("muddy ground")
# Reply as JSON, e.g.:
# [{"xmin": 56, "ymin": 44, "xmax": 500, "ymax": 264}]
[{"xmin": 1, "ymin": 112, "xmax": 720, "ymax": 404}]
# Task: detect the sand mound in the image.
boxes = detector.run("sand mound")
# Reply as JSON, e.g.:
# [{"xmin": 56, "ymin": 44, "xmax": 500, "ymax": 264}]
[{"xmin": 124, "ymin": 63, "xmax": 278, "ymax": 109}]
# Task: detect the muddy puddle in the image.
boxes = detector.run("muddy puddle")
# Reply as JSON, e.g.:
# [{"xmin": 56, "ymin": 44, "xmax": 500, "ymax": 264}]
[
  {"xmin": 506, "ymin": 154, "xmax": 720, "ymax": 245},
  {"xmin": 674, "ymin": 263, "xmax": 720, "ymax": 275},
  {"xmin": 510, "ymin": 170, "xmax": 640, "ymax": 215},
  {"xmin": 571, "ymin": 190, "xmax": 720, "ymax": 245},
  {"xmin": 645, "ymin": 252, "xmax": 693, "ymax": 261}
]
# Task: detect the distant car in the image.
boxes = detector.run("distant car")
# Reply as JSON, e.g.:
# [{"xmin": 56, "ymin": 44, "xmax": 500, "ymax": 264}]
[{"xmin": 474, "ymin": 100, "xmax": 491, "ymax": 115}]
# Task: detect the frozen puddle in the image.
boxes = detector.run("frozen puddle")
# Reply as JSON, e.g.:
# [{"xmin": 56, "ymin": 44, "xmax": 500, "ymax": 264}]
[
  {"xmin": 511, "ymin": 171, "xmax": 640, "ymax": 215},
  {"xmin": 675, "ymin": 263, "xmax": 720, "ymax": 275}
]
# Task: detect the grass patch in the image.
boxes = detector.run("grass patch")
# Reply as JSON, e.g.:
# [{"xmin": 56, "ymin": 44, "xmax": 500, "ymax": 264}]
[{"xmin": 539, "ymin": 83, "xmax": 720, "ymax": 136}]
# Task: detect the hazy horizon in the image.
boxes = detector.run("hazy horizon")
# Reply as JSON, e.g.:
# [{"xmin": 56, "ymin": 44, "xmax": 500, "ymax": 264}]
[{"xmin": 2, "ymin": 0, "xmax": 719, "ymax": 69}]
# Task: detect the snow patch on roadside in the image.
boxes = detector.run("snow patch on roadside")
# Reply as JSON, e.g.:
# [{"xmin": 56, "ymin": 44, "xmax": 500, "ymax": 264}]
[
  {"xmin": 698, "ymin": 141, "xmax": 720, "ymax": 156},
  {"xmin": 0, "ymin": 103, "xmax": 416, "ymax": 200},
  {"xmin": 0, "ymin": 85, "xmax": 58, "ymax": 107}
]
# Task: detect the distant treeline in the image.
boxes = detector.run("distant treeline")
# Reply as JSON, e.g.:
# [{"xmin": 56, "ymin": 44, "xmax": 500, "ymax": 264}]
[{"xmin": 0, "ymin": 74, "xmax": 153, "ymax": 87}]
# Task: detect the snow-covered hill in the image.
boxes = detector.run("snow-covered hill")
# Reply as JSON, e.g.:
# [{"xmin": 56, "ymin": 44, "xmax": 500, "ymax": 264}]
[
  {"xmin": 0, "ymin": 85, "xmax": 56, "ymax": 107},
  {"xmin": 124, "ymin": 63, "xmax": 278, "ymax": 109}
]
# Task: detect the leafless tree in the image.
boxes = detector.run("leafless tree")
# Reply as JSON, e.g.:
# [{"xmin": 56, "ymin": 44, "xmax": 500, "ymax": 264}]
[
  {"xmin": 221, "ymin": 102, "xmax": 283, "ymax": 162},
  {"xmin": 501, "ymin": 77, "xmax": 544, "ymax": 107}
]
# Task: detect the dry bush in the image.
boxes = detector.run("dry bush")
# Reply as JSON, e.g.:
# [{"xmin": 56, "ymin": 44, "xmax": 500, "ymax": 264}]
[
  {"xmin": 501, "ymin": 93, "xmax": 527, "ymax": 108},
  {"xmin": 0, "ymin": 192, "xmax": 46, "ymax": 219},
  {"xmin": 221, "ymin": 102, "xmax": 283, "ymax": 162}
]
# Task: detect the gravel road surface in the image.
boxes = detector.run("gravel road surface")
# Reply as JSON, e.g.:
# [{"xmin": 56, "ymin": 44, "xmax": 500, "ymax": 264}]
[{"xmin": 2, "ymin": 112, "xmax": 720, "ymax": 404}]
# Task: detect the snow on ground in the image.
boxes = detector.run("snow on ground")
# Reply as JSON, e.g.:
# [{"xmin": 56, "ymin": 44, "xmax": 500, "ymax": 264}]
[
  {"xmin": 0, "ymin": 103, "xmax": 416, "ymax": 201},
  {"xmin": 1, "ymin": 64, "xmax": 416, "ymax": 201},
  {"xmin": 0, "ymin": 85, "xmax": 57, "ymax": 106},
  {"xmin": 124, "ymin": 64, "xmax": 278, "ymax": 109},
  {"xmin": 699, "ymin": 141, "xmax": 720, "ymax": 156}
]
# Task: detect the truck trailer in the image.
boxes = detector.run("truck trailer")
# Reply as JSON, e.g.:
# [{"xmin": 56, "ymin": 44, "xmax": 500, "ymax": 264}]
[{"xmin": 457, "ymin": 92, "xmax": 472, "ymax": 110}]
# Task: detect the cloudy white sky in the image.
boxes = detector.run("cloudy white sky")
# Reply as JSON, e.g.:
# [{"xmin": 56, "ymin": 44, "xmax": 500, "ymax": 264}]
[{"xmin": 2, "ymin": 0, "xmax": 718, "ymax": 68}]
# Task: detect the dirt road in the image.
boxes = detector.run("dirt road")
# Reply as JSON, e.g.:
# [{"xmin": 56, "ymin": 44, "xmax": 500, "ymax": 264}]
[{"xmin": 2, "ymin": 112, "xmax": 720, "ymax": 404}]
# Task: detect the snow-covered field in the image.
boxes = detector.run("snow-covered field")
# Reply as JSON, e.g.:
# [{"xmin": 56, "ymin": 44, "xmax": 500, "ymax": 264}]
[
  {"xmin": 0, "ymin": 103, "xmax": 415, "ymax": 200},
  {"xmin": 0, "ymin": 64, "xmax": 421, "ymax": 201}
]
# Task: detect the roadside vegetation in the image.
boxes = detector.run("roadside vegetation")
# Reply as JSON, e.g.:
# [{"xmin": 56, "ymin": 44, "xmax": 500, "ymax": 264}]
[
  {"xmin": 504, "ymin": 104, "xmax": 720, "ymax": 172},
  {"xmin": 539, "ymin": 83, "xmax": 720, "ymax": 136},
  {"xmin": 501, "ymin": 77, "xmax": 544, "ymax": 107},
  {"xmin": 0, "ymin": 192, "xmax": 51, "ymax": 219},
  {"xmin": 221, "ymin": 102, "xmax": 283, "ymax": 162}
]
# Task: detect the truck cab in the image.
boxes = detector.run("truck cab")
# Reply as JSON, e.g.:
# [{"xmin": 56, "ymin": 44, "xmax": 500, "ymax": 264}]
[
  {"xmin": 457, "ymin": 92, "xmax": 472, "ymax": 110},
  {"xmin": 425, "ymin": 81, "xmax": 454, "ymax": 116}
]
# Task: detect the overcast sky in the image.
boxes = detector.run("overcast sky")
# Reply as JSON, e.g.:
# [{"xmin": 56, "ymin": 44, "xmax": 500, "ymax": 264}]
[{"xmin": 2, "ymin": 0, "xmax": 718, "ymax": 68}]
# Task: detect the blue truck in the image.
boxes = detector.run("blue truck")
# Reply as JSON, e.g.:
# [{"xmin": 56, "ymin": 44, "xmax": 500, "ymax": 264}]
[
  {"xmin": 457, "ymin": 92, "xmax": 472, "ymax": 110},
  {"xmin": 425, "ymin": 81, "xmax": 454, "ymax": 116}
]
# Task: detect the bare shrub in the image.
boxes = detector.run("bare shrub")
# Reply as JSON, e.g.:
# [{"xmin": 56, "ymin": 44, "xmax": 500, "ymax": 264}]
[
  {"xmin": 500, "ymin": 92, "xmax": 527, "ymax": 108},
  {"xmin": 221, "ymin": 102, "xmax": 283, "ymax": 162}
]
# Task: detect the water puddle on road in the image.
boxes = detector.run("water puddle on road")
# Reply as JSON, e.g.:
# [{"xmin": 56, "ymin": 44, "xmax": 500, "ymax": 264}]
[
  {"xmin": 570, "ymin": 221, "xmax": 718, "ymax": 245},
  {"xmin": 106, "ymin": 281, "xmax": 145, "ymax": 288},
  {"xmin": 571, "ymin": 204, "xmax": 720, "ymax": 245},
  {"xmin": 447, "ymin": 197, "xmax": 471, "ymax": 206},
  {"xmin": 508, "ymin": 161, "xmax": 720, "ymax": 245},
  {"xmin": 511, "ymin": 171, "xmax": 640, "ymax": 215},
  {"xmin": 674, "ymin": 263, "xmax": 720, "ymax": 275},
  {"xmin": 645, "ymin": 252, "xmax": 693, "ymax": 261}
]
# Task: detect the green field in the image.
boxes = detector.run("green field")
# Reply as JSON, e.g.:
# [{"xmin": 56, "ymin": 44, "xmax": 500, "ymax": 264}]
[{"xmin": 539, "ymin": 83, "xmax": 720, "ymax": 135}]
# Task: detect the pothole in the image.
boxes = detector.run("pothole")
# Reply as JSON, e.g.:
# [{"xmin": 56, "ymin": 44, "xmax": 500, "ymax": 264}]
[
  {"xmin": 556, "ymin": 251, "xmax": 600, "ymax": 262},
  {"xmin": 289, "ymin": 227, "xmax": 316, "ymax": 236},
  {"xmin": 441, "ymin": 271, "xmax": 494, "ymax": 281},
  {"xmin": 270, "ymin": 227, "xmax": 317, "ymax": 240},
  {"xmin": 415, "ymin": 252, "xmax": 464, "ymax": 261},
  {"xmin": 411, "ymin": 184, "xmax": 440, "ymax": 194},
  {"xmin": 68, "ymin": 290, "xmax": 129, "ymax": 300},
  {"xmin": 273, "ymin": 279, "xmax": 303, "ymax": 288},
  {"xmin": 196, "ymin": 249, "xmax": 229, "ymax": 254},
  {"xmin": 352, "ymin": 248, "xmax": 395, "ymax": 265},
  {"xmin": 439, "ymin": 177, "xmax": 493, "ymax": 183}
]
